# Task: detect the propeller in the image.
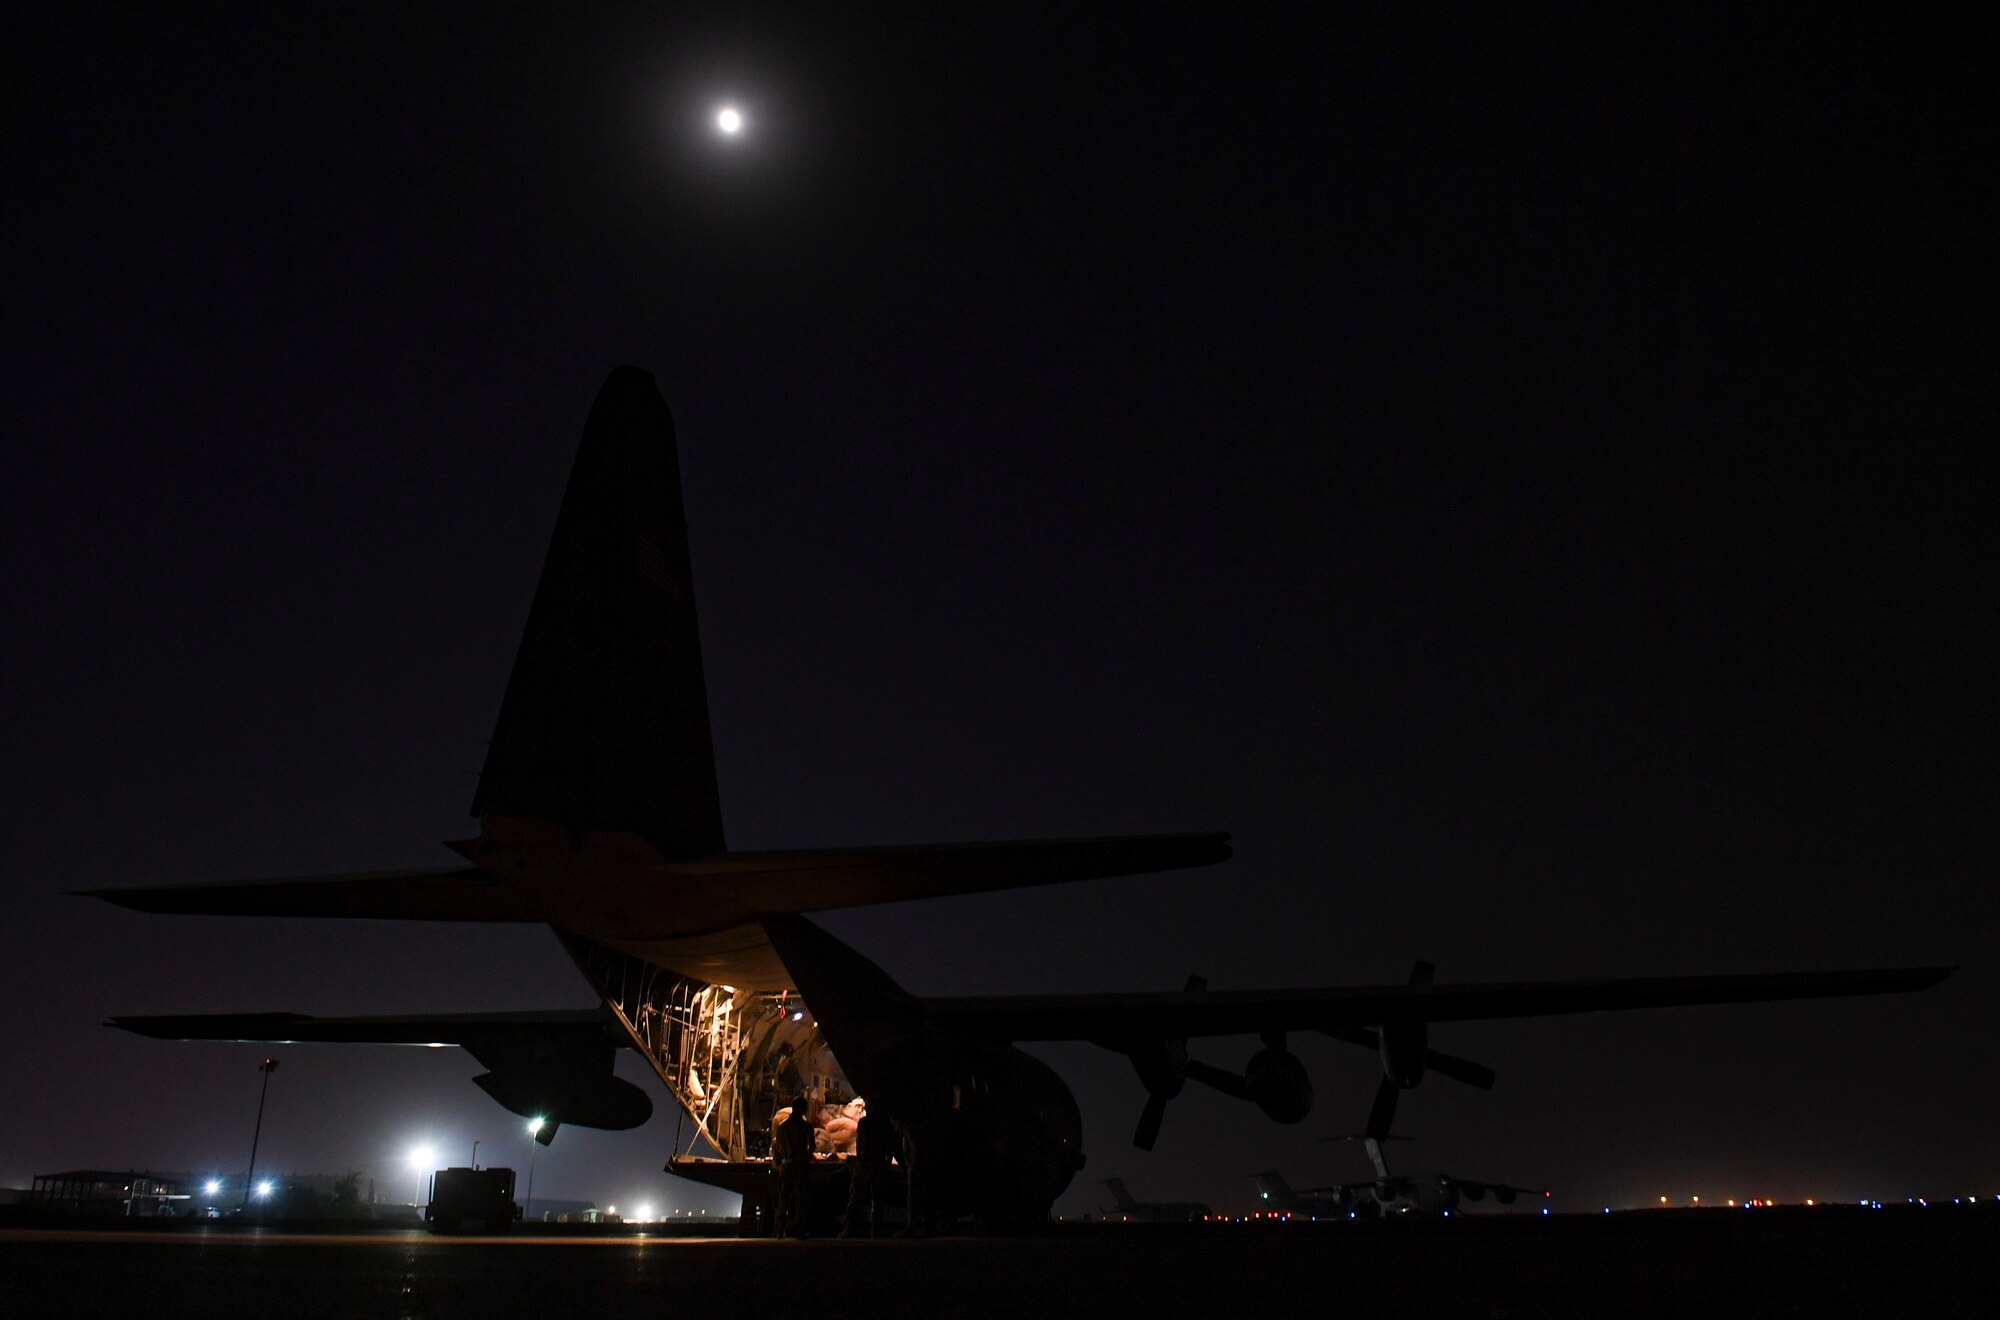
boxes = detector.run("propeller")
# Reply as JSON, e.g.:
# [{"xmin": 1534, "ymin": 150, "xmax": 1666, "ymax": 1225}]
[
  {"xmin": 1316, "ymin": 1027, "xmax": 1497, "ymax": 1090},
  {"xmin": 1184, "ymin": 1059, "xmax": 1250, "ymax": 1099},
  {"xmin": 1130, "ymin": 976, "xmax": 1291, "ymax": 1147},
  {"xmin": 1358, "ymin": 960, "xmax": 1473, "ymax": 1141},
  {"xmin": 1316, "ymin": 959, "xmax": 1499, "ymax": 1125},
  {"xmin": 1133, "ymin": 1091, "xmax": 1170, "ymax": 1151},
  {"xmin": 1129, "ymin": 975, "xmax": 1208, "ymax": 1151},
  {"xmin": 1366, "ymin": 1073, "xmax": 1401, "ymax": 1141}
]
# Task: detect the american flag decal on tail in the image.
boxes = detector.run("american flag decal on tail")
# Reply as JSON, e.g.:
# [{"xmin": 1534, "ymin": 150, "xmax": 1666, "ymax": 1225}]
[{"xmin": 634, "ymin": 534, "xmax": 683, "ymax": 605}]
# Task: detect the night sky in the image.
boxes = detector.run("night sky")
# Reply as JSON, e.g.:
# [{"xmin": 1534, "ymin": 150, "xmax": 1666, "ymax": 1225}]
[{"xmin": 4, "ymin": 4, "xmax": 1991, "ymax": 1217}]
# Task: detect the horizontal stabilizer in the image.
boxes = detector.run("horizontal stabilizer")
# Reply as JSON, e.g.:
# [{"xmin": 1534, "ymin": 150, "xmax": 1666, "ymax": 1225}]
[
  {"xmin": 925, "ymin": 965, "xmax": 1955, "ymax": 1042},
  {"xmin": 80, "ymin": 832, "xmax": 1231, "ymax": 933},
  {"xmin": 689, "ymin": 832, "xmax": 1233, "ymax": 912}
]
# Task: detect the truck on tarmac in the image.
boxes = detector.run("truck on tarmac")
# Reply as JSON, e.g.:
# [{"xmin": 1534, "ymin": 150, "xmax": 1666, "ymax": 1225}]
[{"xmin": 423, "ymin": 1167, "xmax": 523, "ymax": 1233}]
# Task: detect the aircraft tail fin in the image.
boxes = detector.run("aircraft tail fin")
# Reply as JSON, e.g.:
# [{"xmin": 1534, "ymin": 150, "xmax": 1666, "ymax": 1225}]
[
  {"xmin": 1326, "ymin": 1132, "xmax": 1410, "ymax": 1181},
  {"xmin": 1254, "ymin": 1170, "xmax": 1294, "ymax": 1202},
  {"xmin": 471, "ymin": 366, "xmax": 726, "ymax": 857},
  {"xmin": 1102, "ymin": 1177, "xmax": 1136, "ymax": 1210}
]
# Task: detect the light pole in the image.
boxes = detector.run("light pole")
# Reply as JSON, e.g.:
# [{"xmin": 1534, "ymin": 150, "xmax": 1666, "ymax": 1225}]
[
  {"xmin": 240, "ymin": 1057, "xmax": 280, "ymax": 1212},
  {"xmin": 408, "ymin": 1145, "xmax": 436, "ymax": 1212},
  {"xmin": 524, "ymin": 1117, "xmax": 544, "ymax": 1220}
]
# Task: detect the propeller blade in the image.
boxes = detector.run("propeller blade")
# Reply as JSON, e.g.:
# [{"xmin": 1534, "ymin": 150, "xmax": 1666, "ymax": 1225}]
[
  {"xmin": 1366, "ymin": 1075, "xmax": 1400, "ymax": 1141},
  {"xmin": 1316, "ymin": 1025, "xmax": 1377, "ymax": 1050},
  {"xmin": 1134, "ymin": 1092, "xmax": 1168, "ymax": 1150},
  {"xmin": 1425, "ymin": 1049, "xmax": 1496, "ymax": 1090},
  {"xmin": 1314, "ymin": 1027, "xmax": 1494, "ymax": 1090},
  {"xmin": 1185, "ymin": 1059, "xmax": 1251, "ymax": 1099}
]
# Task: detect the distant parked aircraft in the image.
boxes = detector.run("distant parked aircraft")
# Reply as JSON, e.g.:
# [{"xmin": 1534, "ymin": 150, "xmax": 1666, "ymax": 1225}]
[{"xmin": 1100, "ymin": 1177, "xmax": 1210, "ymax": 1222}]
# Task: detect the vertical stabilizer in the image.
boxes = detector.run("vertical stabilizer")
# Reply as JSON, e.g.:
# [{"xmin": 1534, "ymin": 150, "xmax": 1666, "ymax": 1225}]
[
  {"xmin": 1102, "ymin": 1178, "xmax": 1135, "ymax": 1210},
  {"xmin": 472, "ymin": 367, "xmax": 726, "ymax": 856},
  {"xmin": 1254, "ymin": 1170, "xmax": 1295, "ymax": 1203}
]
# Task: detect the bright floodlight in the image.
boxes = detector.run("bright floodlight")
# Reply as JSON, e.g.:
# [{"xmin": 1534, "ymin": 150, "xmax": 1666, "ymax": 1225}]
[
  {"xmin": 527, "ymin": 1117, "xmax": 545, "ymax": 1135},
  {"xmin": 716, "ymin": 106, "xmax": 743, "ymax": 135},
  {"xmin": 409, "ymin": 1144, "xmax": 436, "ymax": 1170},
  {"xmin": 255, "ymin": 1180, "xmax": 274, "ymax": 1198},
  {"xmin": 635, "ymin": 1202, "xmax": 653, "ymax": 1221},
  {"xmin": 204, "ymin": 1179, "xmax": 221, "ymax": 1196}
]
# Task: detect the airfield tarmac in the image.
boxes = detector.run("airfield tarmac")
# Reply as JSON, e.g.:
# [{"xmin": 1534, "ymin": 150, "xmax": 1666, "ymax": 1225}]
[{"xmin": 8, "ymin": 1211, "xmax": 1991, "ymax": 1319}]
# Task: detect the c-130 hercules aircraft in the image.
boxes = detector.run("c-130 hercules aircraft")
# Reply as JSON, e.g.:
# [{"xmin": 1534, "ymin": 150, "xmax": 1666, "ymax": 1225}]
[{"xmin": 93, "ymin": 368, "xmax": 1950, "ymax": 1230}]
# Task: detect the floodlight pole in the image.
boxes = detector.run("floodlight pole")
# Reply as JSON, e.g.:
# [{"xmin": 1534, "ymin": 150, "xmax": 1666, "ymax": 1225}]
[
  {"xmin": 524, "ymin": 1121, "xmax": 542, "ymax": 1222},
  {"xmin": 240, "ymin": 1057, "xmax": 280, "ymax": 1212}
]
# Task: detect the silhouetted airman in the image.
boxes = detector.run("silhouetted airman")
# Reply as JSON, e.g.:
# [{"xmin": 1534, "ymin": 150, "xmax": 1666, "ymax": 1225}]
[
  {"xmin": 893, "ymin": 1115, "xmax": 932, "ymax": 1237},
  {"xmin": 773, "ymin": 1094, "xmax": 815, "ymax": 1238},
  {"xmin": 839, "ymin": 1104, "xmax": 895, "ymax": 1238}
]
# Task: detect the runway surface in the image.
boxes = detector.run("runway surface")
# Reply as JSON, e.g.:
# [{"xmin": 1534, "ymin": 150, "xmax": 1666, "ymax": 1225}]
[{"xmin": 9, "ymin": 1211, "xmax": 1992, "ymax": 1318}]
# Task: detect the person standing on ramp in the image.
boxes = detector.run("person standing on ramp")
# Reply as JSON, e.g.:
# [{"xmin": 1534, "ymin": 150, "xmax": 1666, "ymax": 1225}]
[
  {"xmin": 773, "ymin": 1094, "xmax": 815, "ymax": 1238},
  {"xmin": 839, "ymin": 1103, "xmax": 895, "ymax": 1238}
]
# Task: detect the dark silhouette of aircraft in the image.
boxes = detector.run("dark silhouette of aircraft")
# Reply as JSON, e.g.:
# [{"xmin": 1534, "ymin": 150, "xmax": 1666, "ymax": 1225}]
[
  {"xmin": 1340, "ymin": 1134, "xmax": 1544, "ymax": 1217},
  {"xmin": 1258, "ymin": 968, "xmax": 1546, "ymax": 1219},
  {"xmin": 91, "ymin": 368, "xmax": 1954, "ymax": 1231},
  {"xmin": 1255, "ymin": 1147, "xmax": 1544, "ymax": 1218},
  {"xmin": 1100, "ymin": 1177, "xmax": 1210, "ymax": 1222},
  {"xmin": 1254, "ymin": 1167, "xmax": 1351, "ymax": 1214}
]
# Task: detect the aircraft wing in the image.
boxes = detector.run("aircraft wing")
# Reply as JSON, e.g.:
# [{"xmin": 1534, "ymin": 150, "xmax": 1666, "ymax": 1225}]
[
  {"xmin": 79, "ymin": 833, "xmax": 1231, "ymax": 926},
  {"xmin": 106, "ymin": 1007, "xmax": 621, "ymax": 1046},
  {"xmin": 922, "ymin": 965, "xmax": 1954, "ymax": 1042},
  {"xmin": 108, "ymin": 1007, "xmax": 651, "ymax": 1131}
]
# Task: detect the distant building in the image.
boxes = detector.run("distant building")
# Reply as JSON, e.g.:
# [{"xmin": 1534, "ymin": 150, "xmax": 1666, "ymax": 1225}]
[
  {"xmin": 526, "ymin": 1198, "xmax": 598, "ymax": 1222},
  {"xmin": 31, "ymin": 1170, "xmax": 190, "ymax": 1216},
  {"xmin": 28, "ymin": 1170, "xmax": 408, "ymax": 1219}
]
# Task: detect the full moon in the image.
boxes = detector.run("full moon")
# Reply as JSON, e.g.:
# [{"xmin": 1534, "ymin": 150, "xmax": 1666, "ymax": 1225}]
[{"xmin": 716, "ymin": 106, "xmax": 743, "ymax": 135}]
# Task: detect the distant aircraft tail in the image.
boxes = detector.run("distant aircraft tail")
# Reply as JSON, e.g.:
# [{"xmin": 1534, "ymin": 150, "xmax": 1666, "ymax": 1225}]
[
  {"xmin": 471, "ymin": 366, "xmax": 726, "ymax": 857},
  {"xmin": 1254, "ymin": 1170, "xmax": 1295, "ymax": 1203},
  {"xmin": 1101, "ymin": 1177, "xmax": 1136, "ymax": 1210},
  {"xmin": 1327, "ymin": 1133, "xmax": 1406, "ymax": 1180}
]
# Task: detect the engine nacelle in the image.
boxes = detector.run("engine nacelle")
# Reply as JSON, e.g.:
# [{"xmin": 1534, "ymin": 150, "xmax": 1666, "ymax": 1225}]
[
  {"xmin": 472, "ymin": 1069, "xmax": 654, "ymax": 1132},
  {"xmin": 1378, "ymin": 1019, "xmax": 1428, "ymax": 1089},
  {"xmin": 1244, "ymin": 1046, "xmax": 1313, "ymax": 1124}
]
